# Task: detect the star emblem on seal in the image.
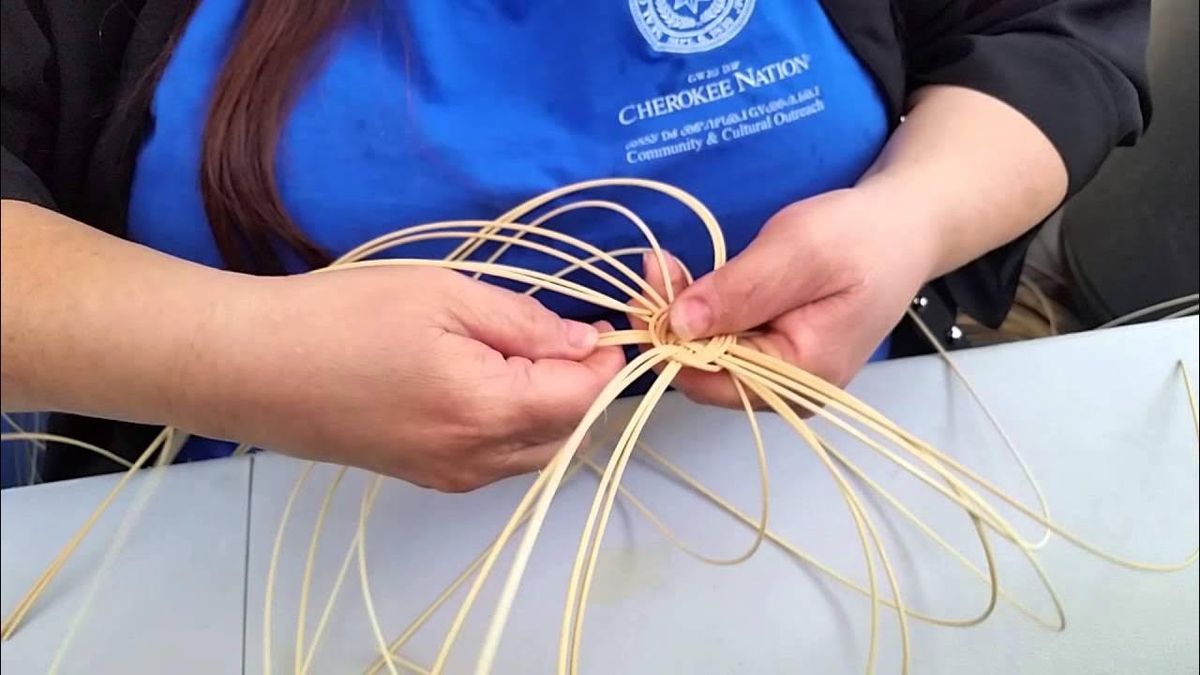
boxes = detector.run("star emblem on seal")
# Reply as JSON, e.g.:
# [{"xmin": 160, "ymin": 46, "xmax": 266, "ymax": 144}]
[
  {"xmin": 629, "ymin": 0, "xmax": 756, "ymax": 54},
  {"xmin": 673, "ymin": 0, "xmax": 707, "ymax": 14}
]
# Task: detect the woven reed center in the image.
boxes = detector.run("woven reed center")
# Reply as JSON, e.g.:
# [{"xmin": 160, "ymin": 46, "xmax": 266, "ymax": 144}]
[{"xmin": 647, "ymin": 310, "xmax": 734, "ymax": 373}]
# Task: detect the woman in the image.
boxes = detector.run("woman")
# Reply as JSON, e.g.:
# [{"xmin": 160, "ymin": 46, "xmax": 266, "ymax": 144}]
[{"xmin": 0, "ymin": 1, "xmax": 1149, "ymax": 489}]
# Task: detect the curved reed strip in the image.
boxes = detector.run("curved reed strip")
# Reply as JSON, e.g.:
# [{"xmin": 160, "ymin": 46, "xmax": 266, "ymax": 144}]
[
  {"xmin": 322, "ymin": 179, "xmax": 1192, "ymax": 674},
  {"xmin": 1, "ymin": 427, "xmax": 171, "ymax": 640},
  {"xmin": 2, "ymin": 179, "xmax": 1195, "ymax": 675}
]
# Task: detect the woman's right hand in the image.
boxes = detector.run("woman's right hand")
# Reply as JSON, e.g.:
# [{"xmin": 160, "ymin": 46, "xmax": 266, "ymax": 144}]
[
  {"xmin": 191, "ymin": 267, "xmax": 625, "ymax": 492},
  {"xmin": 1, "ymin": 201, "xmax": 621, "ymax": 491}
]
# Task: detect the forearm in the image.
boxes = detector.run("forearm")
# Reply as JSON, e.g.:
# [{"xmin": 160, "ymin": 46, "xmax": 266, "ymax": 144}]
[
  {"xmin": 0, "ymin": 200, "xmax": 250, "ymax": 428},
  {"xmin": 856, "ymin": 85, "xmax": 1069, "ymax": 280}
]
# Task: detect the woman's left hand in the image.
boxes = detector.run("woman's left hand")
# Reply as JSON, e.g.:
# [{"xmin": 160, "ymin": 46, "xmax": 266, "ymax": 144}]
[
  {"xmin": 644, "ymin": 184, "xmax": 938, "ymax": 407},
  {"xmin": 637, "ymin": 87, "xmax": 1071, "ymax": 408}
]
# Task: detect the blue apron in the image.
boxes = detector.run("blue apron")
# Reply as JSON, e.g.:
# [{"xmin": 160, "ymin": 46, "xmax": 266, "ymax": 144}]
[{"xmin": 128, "ymin": 0, "xmax": 891, "ymax": 460}]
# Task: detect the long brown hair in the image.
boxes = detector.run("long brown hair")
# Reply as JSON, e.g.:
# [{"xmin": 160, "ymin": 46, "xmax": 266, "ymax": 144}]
[{"xmin": 195, "ymin": 0, "xmax": 356, "ymax": 274}]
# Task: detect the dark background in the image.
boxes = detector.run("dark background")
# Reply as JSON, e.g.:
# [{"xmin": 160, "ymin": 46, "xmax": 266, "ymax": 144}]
[{"xmin": 1059, "ymin": 0, "xmax": 1199, "ymax": 323}]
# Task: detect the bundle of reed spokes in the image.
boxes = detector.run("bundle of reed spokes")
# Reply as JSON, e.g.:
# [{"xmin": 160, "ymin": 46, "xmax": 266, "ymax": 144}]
[{"xmin": 2, "ymin": 179, "xmax": 1196, "ymax": 675}]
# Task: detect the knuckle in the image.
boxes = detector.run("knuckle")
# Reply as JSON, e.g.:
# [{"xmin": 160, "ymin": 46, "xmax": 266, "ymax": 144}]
[
  {"xmin": 425, "ymin": 463, "xmax": 492, "ymax": 493},
  {"xmin": 440, "ymin": 392, "xmax": 483, "ymax": 432},
  {"xmin": 451, "ymin": 391, "xmax": 489, "ymax": 427},
  {"xmin": 511, "ymin": 294, "xmax": 554, "ymax": 329},
  {"xmin": 446, "ymin": 381, "xmax": 508, "ymax": 429},
  {"xmin": 515, "ymin": 411, "xmax": 573, "ymax": 447},
  {"xmin": 447, "ymin": 410, "xmax": 500, "ymax": 450},
  {"xmin": 432, "ymin": 474, "xmax": 482, "ymax": 494},
  {"xmin": 485, "ymin": 385, "xmax": 529, "ymax": 432},
  {"xmin": 525, "ymin": 443, "xmax": 560, "ymax": 470},
  {"xmin": 447, "ymin": 390, "xmax": 531, "ymax": 450},
  {"xmin": 825, "ymin": 355, "xmax": 859, "ymax": 389}
]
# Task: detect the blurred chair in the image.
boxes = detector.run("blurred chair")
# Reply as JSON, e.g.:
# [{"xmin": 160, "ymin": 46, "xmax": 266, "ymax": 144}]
[{"xmin": 1057, "ymin": 0, "xmax": 1199, "ymax": 325}]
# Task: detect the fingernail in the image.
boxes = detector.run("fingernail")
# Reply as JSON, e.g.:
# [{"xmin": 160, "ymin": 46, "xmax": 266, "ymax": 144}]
[
  {"xmin": 642, "ymin": 252, "xmax": 654, "ymax": 275},
  {"xmin": 670, "ymin": 297, "xmax": 711, "ymax": 341},
  {"xmin": 566, "ymin": 320, "xmax": 598, "ymax": 349}
]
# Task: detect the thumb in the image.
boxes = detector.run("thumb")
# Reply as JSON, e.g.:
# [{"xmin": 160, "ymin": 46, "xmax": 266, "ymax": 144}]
[
  {"xmin": 627, "ymin": 251, "xmax": 690, "ymax": 336},
  {"xmin": 668, "ymin": 216, "xmax": 816, "ymax": 341},
  {"xmin": 641, "ymin": 252, "xmax": 691, "ymax": 314},
  {"xmin": 449, "ymin": 278, "xmax": 599, "ymax": 360}
]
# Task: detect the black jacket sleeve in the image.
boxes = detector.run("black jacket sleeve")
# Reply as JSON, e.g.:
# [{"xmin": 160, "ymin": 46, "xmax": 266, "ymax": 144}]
[
  {"xmin": 897, "ymin": 0, "xmax": 1152, "ymax": 325},
  {"xmin": 2, "ymin": 0, "xmax": 172, "ymax": 480},
  {"xmin": 1, "ymin": 0, "xmax": 144, "ymax": 216},
  {"xmin": 1, "ymin": 0, "xmax": 58, "ymax": 209},
  {"xmin": 900, "ymin": 0, "xmax": 1151, "ymax": 194}
]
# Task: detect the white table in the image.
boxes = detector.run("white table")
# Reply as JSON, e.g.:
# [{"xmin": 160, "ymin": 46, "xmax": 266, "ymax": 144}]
[
  {"xmin": 0, "ymin": 455, "xmax": 251, "ymax": 675},
  {"xmin": 4, "ymin": 319, "xmax": 1199, "ymax": 674}
]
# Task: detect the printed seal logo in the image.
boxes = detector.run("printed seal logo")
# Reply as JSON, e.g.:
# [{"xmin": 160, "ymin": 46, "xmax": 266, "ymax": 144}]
[{"xmin": 629, "ymin": 0, "xmax": 756, "ymax": 54}]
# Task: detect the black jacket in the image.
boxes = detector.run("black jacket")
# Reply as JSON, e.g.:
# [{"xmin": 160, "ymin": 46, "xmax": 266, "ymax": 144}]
[{"xmin": 1, "ymin": 0, "xmax": 1151, "ymax": 478}]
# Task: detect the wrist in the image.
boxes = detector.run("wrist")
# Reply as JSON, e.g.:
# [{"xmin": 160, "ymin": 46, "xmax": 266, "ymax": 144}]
[
  {"xmin": 165, "ymin": 270, "xmax": 278, "ymax": 440},
  {"xmin": 850, "ymin": 174, "xmax": 947, "ymax": 283},
  {"xmin": 854, "ymin": 85, "xmax": 1067, "ymax": 281}
]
